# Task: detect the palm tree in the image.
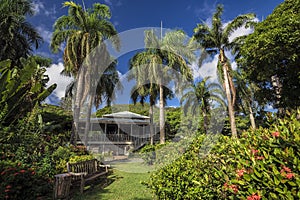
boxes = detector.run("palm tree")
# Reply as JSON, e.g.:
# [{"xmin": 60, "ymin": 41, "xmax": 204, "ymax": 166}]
[
  {"xmin": 233, "ymin": 70, "xmax": 257, "ymax": 129},
  {"xmin": 130, "ymin": 83, "xmax": 174, "ymax": 144},
  {"xmin": 129, "ymin": 29, "xmax": 195, "ymax": 144},
  {"xmin": 180, "ymin": 77, "xmax": 226, "ymax": 132},
  {"xmin": 192, "ymin": 4, "xmax": 255, "ymax": 137},
  {"xmin": 51, "ymin": 1, "xmax": 120, "ymax": 144},
  {"xmin": 0, "ymin": 0, "xmax": 42, "ymax": 65}
]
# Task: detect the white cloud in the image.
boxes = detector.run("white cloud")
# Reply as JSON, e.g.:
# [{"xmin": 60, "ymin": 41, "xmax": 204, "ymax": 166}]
[
  {"xmin": 104, "ymin": 0, "xmax": 113, "ymax": 6},
  {"xmin": 32, "ymin": 1, "xmax": 44, "ymax": 15},
  {"xmin": 33, "ymin": 1, "xmax": 56, "ymax": 18},
  {"xmin": 226, "ymin": 18, "xmax": 259, "ymax": 42},
  {"xmin": 116, "ymin": 0, "xmax": 122, "ymax": 6},
  {"xmin": 190, "ymin": 54, "xmax": 219, "ymax": 83},
  {"xmin": 37, "ymin": 26, "xmax": 52, "ymax": 44},
  {"xmin": 113, "ymin": 21, "xmax": 119, "ymax": 26},
  {"xmin": 45, "ymin": 62, "xmax": 73, "ymax": 100}
]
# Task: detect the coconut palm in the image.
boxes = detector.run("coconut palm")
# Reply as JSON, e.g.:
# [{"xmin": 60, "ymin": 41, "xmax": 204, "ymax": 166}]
[
  {"xmin": 129, "ymin": 29, "xmax": 195, "ymax": 144},
  {"xmin": 51, "ymin": 1, "xmax": 120, "ymax": 144},
  {"xmin": 180, "ymin": 77, "xmax": 226, "ymax": 132},
  {"xmin": 192, "ymin": 4, "xmax": 255, "ymax": 137},
  {"xmin": 0, "ymin": 0, "xmax": 42, "ymax": 65}
]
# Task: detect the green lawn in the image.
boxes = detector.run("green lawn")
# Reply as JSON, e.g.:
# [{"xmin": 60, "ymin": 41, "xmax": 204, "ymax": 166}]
[{"xmin": 72, "ymin": 160, "xmax": 155, "ymax": 200}]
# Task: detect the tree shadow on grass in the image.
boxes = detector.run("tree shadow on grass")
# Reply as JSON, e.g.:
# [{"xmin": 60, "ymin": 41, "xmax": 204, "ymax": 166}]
[{"xmin": 70, "ymin": 171, "xmax": 123, "ymax": 199}]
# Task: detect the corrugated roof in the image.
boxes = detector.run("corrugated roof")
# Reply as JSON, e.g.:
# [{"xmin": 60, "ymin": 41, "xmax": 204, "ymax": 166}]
[{"xmin": 102, "ymin": 111, "xmax": 150, "ymax": 119}]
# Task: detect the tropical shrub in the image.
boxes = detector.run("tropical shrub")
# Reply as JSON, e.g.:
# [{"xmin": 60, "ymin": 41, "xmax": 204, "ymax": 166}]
[
  {"xmin": 147, "ymin": 110, "xmax": 300, "ymax": 199},
  {"xmin": 0, "ymin": 160, "xmax": 51, "ymax": 200}
]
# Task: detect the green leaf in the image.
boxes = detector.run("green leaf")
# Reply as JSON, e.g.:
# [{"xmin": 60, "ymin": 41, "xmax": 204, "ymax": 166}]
[
  {"xmin": 270, "ymin": 193, "xmax": 277, "ymax": 199},
  {"xmin": 274, "ymin": 176, "xmax": 280, "ymax": 186},
  {"xmin": 272, "ymin": 165, "xmax": 280, "ymax": 175},
  {"xmin": 254, "ymin": 169, "xmax": 262, "ymax": 178}
]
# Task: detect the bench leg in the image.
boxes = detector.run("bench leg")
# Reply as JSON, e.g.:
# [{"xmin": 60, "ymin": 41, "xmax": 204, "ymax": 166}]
[{"xmin": 80, "ymin": 176, "xmax": 85, "ymax": 194}]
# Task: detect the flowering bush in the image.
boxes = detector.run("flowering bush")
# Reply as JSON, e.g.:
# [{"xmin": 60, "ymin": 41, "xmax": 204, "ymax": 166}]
[
  {"xmin": 0, "ymin": 161, "xmax": 51, "ymax": 200},
  {"xmin": 147, "ymin": 110, "xmax": 300, "ymax": 199}
]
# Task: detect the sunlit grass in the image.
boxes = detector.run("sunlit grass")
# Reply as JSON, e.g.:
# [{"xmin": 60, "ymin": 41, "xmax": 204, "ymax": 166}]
[{"xmin": 72, "ymin": 161, "xmax": 154, "ymax": 200}]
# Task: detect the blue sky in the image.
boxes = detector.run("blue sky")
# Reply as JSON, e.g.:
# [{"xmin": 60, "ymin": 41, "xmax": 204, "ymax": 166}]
[{"xmin": 29, "ymin": 0, "xmax": 283, "ymax": 107}]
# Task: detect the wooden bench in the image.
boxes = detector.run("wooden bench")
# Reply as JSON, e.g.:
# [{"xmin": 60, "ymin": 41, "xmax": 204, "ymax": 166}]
[{"xmin": 67, "ymin": 159, "xmax": 109, "ymax": 193}]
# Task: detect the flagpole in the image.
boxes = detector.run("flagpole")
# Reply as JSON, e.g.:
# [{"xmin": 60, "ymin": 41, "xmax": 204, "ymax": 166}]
[
  {"xmin": 160, "ymin": 21, "xmax": 163, "ymax": 40},
  {"xmin": 82, "ymin": 0, "xmax": 86, "ymax": 11}
]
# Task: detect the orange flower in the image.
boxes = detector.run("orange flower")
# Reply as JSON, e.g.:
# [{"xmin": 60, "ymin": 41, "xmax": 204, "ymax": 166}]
[
  {"xmin": 272, "ymin": 131, "xmax": 280, "ymax": 137},
  {"xmin": 229, "ymin": 184, "xmax": 238, "ymax": 193}
]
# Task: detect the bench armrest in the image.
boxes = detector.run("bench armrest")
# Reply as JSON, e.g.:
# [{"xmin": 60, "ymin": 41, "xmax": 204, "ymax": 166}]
[{"xmin": 99, "ymin": 164, "xmax": 110, "ymax": 172}]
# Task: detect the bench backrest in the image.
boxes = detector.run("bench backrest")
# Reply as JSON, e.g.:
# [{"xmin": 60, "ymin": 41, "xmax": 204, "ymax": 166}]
[{"xmin": 67, "ymin": 159, "xmax": 98, "ymax": 174}]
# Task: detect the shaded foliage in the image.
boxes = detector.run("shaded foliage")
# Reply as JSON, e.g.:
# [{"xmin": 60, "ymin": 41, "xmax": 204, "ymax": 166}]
[{"xmin": 239, "ymin": 0, "xmax": 300, "ymax": 112}]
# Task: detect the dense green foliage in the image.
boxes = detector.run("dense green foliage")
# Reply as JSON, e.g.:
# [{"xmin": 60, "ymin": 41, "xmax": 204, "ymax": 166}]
[
  {"xmin": 0, "ymin": 0, "xmax": 42, "ymax": 65},
  {"xmin": 240, "ymin": 0, "xmax": 300, "ymax": 111},
  {"xmin": 147, "ymin": 110, "xmax": 300, "ymax": 199}
]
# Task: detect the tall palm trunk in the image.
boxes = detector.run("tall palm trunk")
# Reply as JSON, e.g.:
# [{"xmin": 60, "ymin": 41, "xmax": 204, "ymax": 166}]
[
  {"xmin": 220, "ymin": 49, "xmax": 237, "ymax": 137},
  {"xmin": 202, "ymin": 108, "xmax": 208, "ymax": 133},
  {"xmin": 248, "ymin": 103, "xmax": 256, "ymax": 129},
  {"xmin": 84, "ymin": 93, "xmax": 94, "ymax": 146},
  {"xmin": 72, "ymin": 71, "xmax": 85, "ymax": 145},
  {"xmin": 149, "ymin": 95, "xmax": 155, "ymax": 145},
  {"xmin": 159, "ymin": 83, "xmax": 165, "ymax": 144}
]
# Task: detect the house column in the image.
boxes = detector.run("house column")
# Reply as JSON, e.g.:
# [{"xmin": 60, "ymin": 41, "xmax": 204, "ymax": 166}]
[{"xmin": 130, "ymin": 124, "xmax": 133, "ymax": 140}]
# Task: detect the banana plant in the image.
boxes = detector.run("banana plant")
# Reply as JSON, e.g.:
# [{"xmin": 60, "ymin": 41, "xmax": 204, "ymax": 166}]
[{"xmin": 0, "ymin": 57, "xmax": 56, "ymax": 126}]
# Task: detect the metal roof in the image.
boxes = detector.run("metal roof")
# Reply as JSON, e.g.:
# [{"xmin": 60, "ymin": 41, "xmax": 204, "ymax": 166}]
[{"xmin": 102, "ymin": 111, "xmax": 150, "ymax": 120}]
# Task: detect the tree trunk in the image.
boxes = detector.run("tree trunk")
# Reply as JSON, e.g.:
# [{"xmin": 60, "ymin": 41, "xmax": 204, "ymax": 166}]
[
  {"xmin": 149, "ymin": 102, "xmax": 154, "ymax": 145},
  {"xmin": 84, "ymin": 93, "xmax": 93, "ymax": 147},
  {"xmin": 159, "ymin": 83, "xmax": 165, "ymax": 144},
  {"xmin": 201, "ymin": 106, "xmax": 208, "ymax": 133},
  {"xmin": 249, "ymin": 104, "xmax": 256, "ymax": 130},
  {"xmin": 72, "ymin": 71, "xmax": 85, "ymax": 145},
  {"xmin": 271, "ymin": 75, "xmax": 284, "ymax": 116},
  {"xmin": 219, "ymin": 49, "xmax": 237, "ymax": 137}
]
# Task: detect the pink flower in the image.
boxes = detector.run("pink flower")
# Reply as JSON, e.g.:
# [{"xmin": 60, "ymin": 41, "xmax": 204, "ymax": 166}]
[
  {"xmin": 223, "ymin": 182, "xmax": 228, "ymax": 188},
  {"xmin": 5, "ymin": 189, "xmax": 10, "ymax": 193},
  {"xmin": 285, "ymin": 173, "xmax": 295, "ymax": 179},
  {"xmin": 14, "ymin": 172, "xmax": 19, "ymax": 176},
  {"xmin": 256, "ymin": 156, "xmax": 264, "ymax": 160},
  {"xmin": 1, "ymin": 171, "xmax": 6, "ymax": 175},
  {"xmin": 6, "ymin": 185, "xmax": 11, "ymax": 189},
  {"xmin": 283, "ymin": 166, "xmax": 291, "ymax": 173},
  {"xmin": 251, "ymin": 149, "xmax": 259, "ymax": 155},
  {"xmin": 20, "ymin": 169, "xmax": 26, "ymax": 173},
  {"xmin": 247, "ymin": 193, "xmax": 261, "ymax": 200},
  {"xmin": 272, "ymin": 131, "xmax": 280, "ymax": 137},
  {"xmin": 31, "ymin": 171, "xmax": 36, "ymax": 175},
  {"xmin": 229, "ymin": 184, "xmax": 238, "ymax": 193},
  {"xmin": 236, "ymin": 168, "xmax": 247, "ymax": 177}
]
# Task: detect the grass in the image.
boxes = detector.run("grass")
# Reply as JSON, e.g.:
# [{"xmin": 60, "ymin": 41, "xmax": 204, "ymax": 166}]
[{"xmin": 72, "ymin": 159, "xmax": 155, "ymax": 200}]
